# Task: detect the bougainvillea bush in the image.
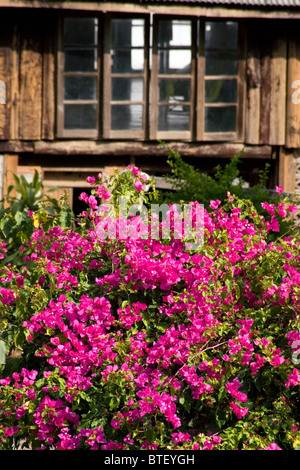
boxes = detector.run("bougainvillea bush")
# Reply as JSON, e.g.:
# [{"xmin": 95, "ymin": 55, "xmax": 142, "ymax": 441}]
[{"xmin": 1, "ymin": 166, "xmax": 300, "ymax": 450}]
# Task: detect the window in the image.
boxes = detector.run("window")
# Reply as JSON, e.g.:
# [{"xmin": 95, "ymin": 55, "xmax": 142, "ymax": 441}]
[
  {"xmin": 57, "ymin": 16, "xmax": 100, "ymax": 138},
  {"xmin": 103, "ymin": 15, "xmax": 149, "ymax": 139},
  {"xmin": 57, "ymin": 15, "xmax": 245, "ymax": 141}
]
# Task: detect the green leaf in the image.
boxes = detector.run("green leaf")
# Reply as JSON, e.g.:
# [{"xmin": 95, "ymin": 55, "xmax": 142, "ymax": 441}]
[{"xmin": 145, "ymin": 428, "xmax": 155, "ymax": 444}]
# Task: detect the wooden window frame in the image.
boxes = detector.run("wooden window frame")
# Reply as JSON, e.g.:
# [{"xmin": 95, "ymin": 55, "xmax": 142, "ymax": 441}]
[
  {"xmin": 150, "ymin": 15, "xmax": 197, "ymax": 141},
  {"xmin": 103, "ymin": 13, "xmax": 150, "ymax": 140},
  {"xmin": 57, "ymin": 13, "xmax": 103, "ymax": 139},
  {"xmin": 197, "ymin": 19, "xmax": 246, "ymax": 142},
  {"xmin": 56, "ymin": 13, "xmax": 245, "ymax": 142}
]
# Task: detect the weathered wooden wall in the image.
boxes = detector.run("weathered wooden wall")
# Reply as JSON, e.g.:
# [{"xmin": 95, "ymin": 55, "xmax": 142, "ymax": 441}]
[
  {"xmin": 0, "ymin": 9, "xmax": 56, "ymax": 142},
  {"xmin": 245, "ymin": 20, "xmax": 288, "ymax": 147},
  {"xmin": 0, "ymin": 11, "xmax": 299, "ymax": 153}
]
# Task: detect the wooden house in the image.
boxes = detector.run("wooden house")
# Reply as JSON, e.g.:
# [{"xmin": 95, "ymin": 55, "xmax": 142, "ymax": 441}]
[{"xmin": 0, "ymin": 0, "xmax": 300, "ymax": 212}]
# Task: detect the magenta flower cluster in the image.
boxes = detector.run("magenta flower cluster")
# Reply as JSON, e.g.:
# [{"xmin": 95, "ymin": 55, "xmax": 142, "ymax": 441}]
[{"xmin": 0, "ymin": 171, "xmax": 300, "ymax": 450}]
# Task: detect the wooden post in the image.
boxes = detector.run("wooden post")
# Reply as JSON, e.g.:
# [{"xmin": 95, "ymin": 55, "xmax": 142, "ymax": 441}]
[
  {"xmin": 278, "ymin": 147, "xmax": 296, "ymax": 192},
  {"xmin": 3, "ymin": 154, "xmax": 18, "ymax": 203},
  {"xmin": 286, "ymin": 22, "xmax": 300, "ymax": 149}
]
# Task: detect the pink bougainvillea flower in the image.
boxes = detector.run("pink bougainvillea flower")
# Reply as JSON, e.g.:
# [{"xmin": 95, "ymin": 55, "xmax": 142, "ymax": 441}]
[
  {"xmin": 135, "ymin": 179, "xmax": 143, "ymax": 192},
  {"xmin": 209, "ymin": 200, "xmax": 221, "ymax": 210},
  {"xmin": 276, "ymin": 186, "xmax": 283, "ymax": 194},
  {"xmin": 264, "ymin": 443, "xmax": 282, "ymax": 450}
]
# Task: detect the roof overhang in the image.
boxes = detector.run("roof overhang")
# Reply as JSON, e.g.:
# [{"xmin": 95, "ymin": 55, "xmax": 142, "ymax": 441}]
[{"xmin": 1, "ymin": 0, "xmax": 300, "ymax": 19}]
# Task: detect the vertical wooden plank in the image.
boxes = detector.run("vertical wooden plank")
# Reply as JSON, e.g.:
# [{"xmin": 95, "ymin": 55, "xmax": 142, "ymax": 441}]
[
  {"xmin": 42, "ymin": 15, "xmax": 56, "ymax": 140},
  {"xmin": 3, "ymin": 154, "xmax": 18, "ymax": 202},
  {"xmin": 269, "ymin": 22, "xmax": 287, "ymax": 146},
  {"xmin": 19, "ymin": 13, "xmax": 43, "ymax": 141},
  {"xmin": 278, "ymin": 147, "xmax": 296, "ymax": 192},
  {"xmin": 286, "ymin": 23, "xmax": 300, "ymax": 149},
  {"xmin": 10, "ymin": 24, "xmax": 20, "ymax": 141},
  {"xmin": 259, "ymin": 22, "xmax": 272, "ymax": 145},
  {"xmin": 245, "ymin": 23, "xmax": 261, "ymax": 144},
  {"xmin": 0, "ymin": 21, "xmax": 12, "ymax": 140}
]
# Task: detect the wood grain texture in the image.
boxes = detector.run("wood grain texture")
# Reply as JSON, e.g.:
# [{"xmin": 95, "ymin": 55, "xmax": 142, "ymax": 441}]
[
  {"xmin": 286, "ymin": 22, "xmax": 300, "ymax": 149},
  {"xmin": 19, "ymin": 14, "xmax": 43, "ymax": 140},
  {"xmin": 269, "ymin": 22, "xmax": 287, "ymax": 146},
  {"xmin": 42, "ymin": 15, "xmax": 56, "ymax": 140},
  {"xmin": 245, "ymin": 24, "xmax": 261, "ymax": 144},
  {"xmin": 0, "ymin": 22, "xmax": 12, "ymax": 140}
]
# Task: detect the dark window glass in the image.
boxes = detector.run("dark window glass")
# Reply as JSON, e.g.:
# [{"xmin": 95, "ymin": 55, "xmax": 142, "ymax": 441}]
[
  {"xmin": 204, "ymin": 106, "xmax": 236, "ymax": 132},
  {"xmin": 159, "ymin": 78, "xmax": 190, "ymax": 102},
  {"xmin": 111, "ymin": 19, "xmax": 144, "ymax": 48},
  {"xmin": 205, "ymin": 51, "xmax": 238, "ymax": 76},
  {"xmin": 63, "ymin": 18, "xmax": 98, "ymax": 46},
  {"xmin": 111, "ymin": 49, "xmax": 144, "ymax": 73},
  {"xmin": 64, "ymin": 76, "xmax": 97, "ymax": 100},
  {"xmin": 64, "ymin": 104, "xmax": 97, "ymax": 129},
  {"xmin": 205, "ymin": 22, "xmax": 238, "ymax": 50},
  {"xmin": 111, "ymin": 104, "xmax": 143, "ymax": 130},
  {"xmin": 205, "ymin": 79, "xmax": 237, "ymax": 103},
  {"xmin": 65, "ymin": 49, "xmax": 97, "ymax": 72},
  {"xmin": 111, "ymin": 77, "xmax": 143, "ymax": 101}
]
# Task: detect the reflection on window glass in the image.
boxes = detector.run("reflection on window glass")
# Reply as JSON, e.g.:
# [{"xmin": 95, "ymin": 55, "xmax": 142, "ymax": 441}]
[
  {"xmin": 205, "ymin": 22, "xmax": 238, "ymax": 49},
  {"xmin": 158, "ymin": 20, "xmax": 191, "ymax": 47},
  {"xmin": 159, "ymin": 50, "xmax": 191, "ymax": 74},
  {"xmin": 159, "ymin": 78, "xmax": 190, "ymax": 102},
  {"xmin": 111, "ymin": 19, "xmax": 144, "ymax": 48},
  {"xmin": 64, "ymin": 18, "xmax": 98, "ymax": 46},
  {"xmin": 204, "ymin": 106, "xmax": 236, "ymax": 132},
  {"xmin": 158, "ymin": 105, "xmax": 190, "ymax": 131},
  {"xmin": 65, "ymin": 76, "xmax": 97, "ymax": 100},
  {"xmin": 205, "ymin": 51, "xmax": 238, "ymax": 76},
  {"xmin": 111, "ymin": 105, "xmax": 143, "ymax": 130},
  {"xmin": 64, "ymin": 104, "xmax": 97, "ymax": 129},
  {"xmin": 205, "ymin": 79, "xmax": 237, "ymax": 103},
  {"xmin": 111, "ymin": 49, "xmax": 144, "ymax": 73},
  {"xmin": 112, "ymin": 77, "xmax": 143, "ymax": 101}
]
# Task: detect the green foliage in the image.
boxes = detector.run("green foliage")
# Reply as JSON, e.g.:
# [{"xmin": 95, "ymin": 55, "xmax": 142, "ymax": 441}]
[
  {"xmin": 158, "ymin": 143, "xmax": 298, "ymax": 239},
  {"xmin": 0, "ymin": 171, "xmax": 73, "ymax": 266}
]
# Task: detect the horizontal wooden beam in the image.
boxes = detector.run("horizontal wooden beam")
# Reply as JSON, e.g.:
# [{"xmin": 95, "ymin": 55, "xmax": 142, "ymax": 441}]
[
  {"xmin": 0, "ymin": 141, "xmax": 34, "ymax": 153},
  {"xmin": 1, "ymin": 1, "xmax": 300, "ymax": 20},
  {"xmin": 0, "ymin": 139, "xmax": 273, "ymax": 159},
  {"xmin": 33, "ymin": 140, "xmax": 272, "ymax": 159}
]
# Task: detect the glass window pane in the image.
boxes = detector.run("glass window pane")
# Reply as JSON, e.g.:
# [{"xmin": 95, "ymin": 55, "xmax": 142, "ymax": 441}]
[
  {"xmin": 112, "ymin": 77, "xmax": 143, "ymax": 101},
  {"xmin": 205, "ymin": 51, "xmax": 238, "ymax": 76},
  {"xmin": 205, "ymin": 22, "xmax": 238, "ymax": 49},
  {"xmin": 205, "ymin": 106, "xmax": 236, "ymax": 133},
  {"xmin": 111, "ymin": 104, "xmax": 143, "ymax": 130},
  {"xmin": 64, "ymin": 76, "xmax": 97, "ymax": 100},
  {"xmin": 64, "ymin": 104, "xmax": 97, "ymax": 129},
  {"xmin": 205, "ymin": 79, "xmax": 237, "ymax": 103},
  {"xmin": 159, "ymin": 49, "xmax": 191, "ymax": 74},
  {"xmin": 111, "ymin": 49, "xmax": 144, "ymax": 73},
  {"xmin": 159, "ymin": 78, "xmax": 190, "ymax": 102},
  {"xmin": 64, "ymin": 18, "xmax": 98, "ymax": 46},
  {"xmin": 158, "ymin": 20, "xmax": 192, "ymax": 47},
  {"xmin": 111, "ymin": 19, "xmax": 144, "ymax": 48},
  {"xmin": 158, "ymin": 105, "xmax": 190, "ymax": 131},
  {"xmin": 65, "ymin": 49, "xmax": 97, "ymax": 72}
]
